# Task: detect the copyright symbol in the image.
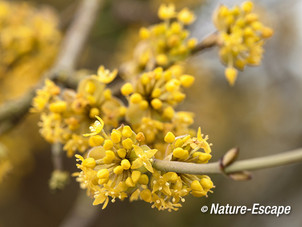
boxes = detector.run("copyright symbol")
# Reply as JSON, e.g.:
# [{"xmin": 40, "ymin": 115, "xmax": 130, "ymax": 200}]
[{"xmin": 201, "ymin": 205, "xmax": 208, "ymax": 213}]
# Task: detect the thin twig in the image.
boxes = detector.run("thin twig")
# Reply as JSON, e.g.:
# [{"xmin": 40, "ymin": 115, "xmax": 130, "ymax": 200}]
[
  {"xmin": 0, "ymin": 0, "xmax": 103, "ymax": 135},
  {"xmin": 192, "ymin": 32, "xmax": 219, "ymax": 54},
  {"xmin": 52, "ymin": 143, "xmax": 63, "ymax": 171},
  {"xmin": 153, "ymin": 147, "xmax": 302, "ymax": 175},
  {"xmin": 59, "ymin": 191, "xmax": 98, "ymax": 227}
]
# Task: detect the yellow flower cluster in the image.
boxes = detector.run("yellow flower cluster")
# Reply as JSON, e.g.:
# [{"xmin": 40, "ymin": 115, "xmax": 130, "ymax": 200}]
[
  {"xmin": 123, "ymin": 4, "xmax": 196, "ymax": 78},
  {"xmin": 213, "ymin": 1, "xmax": 273, "ymax": 85},
  {"xmin": 121, "ymin": 66, "xmax": 196, "ymax": 151},
  {"xmin": 32, "ymin": 67, "xmax": 125, "ymax": 157},
  {"xmin": 0, "ymin": 1, "xmax": 61, "ymax": 102},
  {"xmin": 74, "ymin": 117, "xmax": 214, "ymax": 211}
]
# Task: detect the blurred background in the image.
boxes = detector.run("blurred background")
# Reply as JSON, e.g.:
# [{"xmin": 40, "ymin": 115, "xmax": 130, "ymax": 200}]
[{"xmin": 0, "ymin": 0, "xmax": 302, "ymax": 226}]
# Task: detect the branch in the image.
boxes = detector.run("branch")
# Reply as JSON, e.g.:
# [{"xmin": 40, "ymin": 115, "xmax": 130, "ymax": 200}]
[
  {"xmin": 59, "ymin": 191, "xmax": 98, "ymax": 227},
  {"xmin": 52, "ymin": 143, "xmax": 63, "ymax": 171},
  {"xmin": 191, "ymin": 32, "xmax": 219, "ymax": 54},
  {"xmin": 153, "ymin": 147, "xmax": 302, "ymax": 177},
  {"xmin": 0, "ymin": 0, "xmax": 103, "ymax": 134}
]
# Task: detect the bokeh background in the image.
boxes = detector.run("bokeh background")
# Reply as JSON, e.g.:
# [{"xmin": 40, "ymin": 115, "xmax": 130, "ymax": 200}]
[{"xmin": 1, "ymin": 0, "xmax": 302, "ymax": 226}]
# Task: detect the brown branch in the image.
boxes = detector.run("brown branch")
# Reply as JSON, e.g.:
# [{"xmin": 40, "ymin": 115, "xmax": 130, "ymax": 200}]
[
  {"xmin": 0, "ymin": 0, "xmax": 103, "ymax": 135},
  {"xmin": 191, "ymin": 32, "xmax": 219, "ymax": 54}
]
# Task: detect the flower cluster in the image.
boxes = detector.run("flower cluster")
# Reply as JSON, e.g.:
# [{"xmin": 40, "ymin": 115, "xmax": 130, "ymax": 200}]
[
  {"xmin": 32, "ymin": 67, "xmax": 125, "ymax": 157},
  {"xmin": 213, "ymin": 1, "xmax": 273, "ymax": 85},
  {"xmin": 121, "ymin": 65, "xmax": 196, "ymax": 156},
  {"xmin": 0, "ymin": 1, "xmax": 61, "ymax": 102},
  {"xmin": 74, "ymin": 117, "xmax": 214, "ymax": 211},
  {"xmin": 121, "ymin": 4, "xmax": 197, "ymax": 79},
  {"xmin": 30, "ymin": 1, "xmax": 273, "ymax": 211}
]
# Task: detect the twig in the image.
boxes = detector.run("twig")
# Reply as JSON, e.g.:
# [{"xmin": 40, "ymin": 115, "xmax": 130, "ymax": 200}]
[
  {"xmin": 59, "ymin": 191, "xmax": 98, "ymax": 227},
  {"xmin": 153, "ymin": 147, "xmax": 302, "ymax": 175},
  {"xmin": 52, "ymin": 143, "xmax": 63, "ymax": 171},
  {"xmin": 192, "ymin": 32, "xmax": 219, "ymax": 54},
  {"xmin": 0, "ymin": 0, "xmax": 103, "ymax": 135}
]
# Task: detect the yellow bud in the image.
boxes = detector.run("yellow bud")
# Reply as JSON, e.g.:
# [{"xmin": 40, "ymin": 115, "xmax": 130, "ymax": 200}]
[
  {"xmin": 261, "ymin": 27, "xmax": 273, "ymax": 38},
  {"xmin": 125, "ymin": 176, "xmax": 135, "ymax": 187},
  {"xmin": 119, "ymin": 106, "xmax": 127, "ymax": 116},
  {"xmin": 198, "ymin": 153, "xmax": 212, "ymax": 163},
  {"xmin": 163, "ymin": 70, "xmax": 172, "ymax": 80},
  {"xmin": 122, "ymin": 126, "xmax": 133, "ymax": 138},
  {"xmin": 163, "ymin": 106, "xmax": 175, "ymax": 119},
  {"xmin": 113, "ymin": 165, "xmax": 124, "ymax": 175},
  {"xmin": 164, "ymin": 132, "xmax": 175, "ymax": 143},
  {"xmin": 191, "ymin": 190, "xmax": 207, "ymax": 197},
  {"xmin": 49, "ymin": 101, "xmax": 67, "ymax": 113},
  {"xmin": 139, "ymin": 100, "xmax": 149, "ymax": 110},
  {"xmin": 151, "ymin": 88, "xmax": 162, "ymax": 98},
  {"xmin": 242, "ymin": 1, "xmax": 253, "ymax": 13},
  {"xmin": 117, "ymin": 148, "xmax": 126, "ymax": 159},
  {"xmin": 225, "ymin": 67, "xmax": 238, "ymax": 86},
  {"xmin": 173, "ymin": 147, "xmax": 189, "ymax": 159},
  {"xmin": 140, "ymin": 73, "xmax": 150, "ymax": 85},
  {"xmin": 85, "ymin": 81, "xmax": 96, "ymax": 94},
  {"xmin": 121, "ymin": 83, "xmax": 134, "ymax": 96},
  {"xmin": 200, "ymin": 178, "xmax": 213, "ymax": 190},
  {"xmin": 151, "ymin": 98, "xmax": 163, "ymax": 110},
  {"xmin": 88, "ymin": 135, "xmax": 104, "ymax": 147},
  {"xmin": 89, "ymin": 108, "xmax": 100, "ymax": 118},
  {"xmin": 164, "ymin": 172, "xmax": 178, "ymax": 182},
  {"xmin": 251, "ymin": 21, "xmax": 262, "ymax": 30},
  {"xmin": 156, "ymin": 54, "xmax": 168, "ymax": 66},
  {"xmin": 139, "ymin": 174, "xmax": 149, "ymax": 185},
  {"xmin": 165, "ymin": 79, "xmax": 180, "ymax": 92},
  {"xmin": 104, "ymin": 150, "xmax": 115, "ymax": 164},
  {"xmin": 98, "ymin": 178, "xmax": 108, "ymax": 184},
  {"xmin": 140, "ymin": 189, "xmax": 152, "ymax": 202},
  {"xmin": 87, "ymin": 95, "xmax": 96, "ymax": 105},
  {"xmin": 158, "ymin": 4, "xmax": 175, "ymax": 20},
  {"xmin": 122, "ymin": 138, "xmax": 133, "ymax": 150},
  {"xmin": 178, "ymin": 8, "xmax": 195, "ymax": 25},
  {"xmin": 121, "ymin": 159, "xmax": 131, "ymax": 170},
  {"xmin": 131, "ymin": 170, "xmax": 141, "ymax": 183},
  {"xmin": 103, "ymin": 140, "xmax": 113, "ymax": 150},
  {"xmin": 173, "ymin": 92, "xmax": 186, "ymax": 102},
  {"xmin": 111, "ymin": 130, "xmax": 122, "ymax": 143},
  {"xmin": 82, "ymin": 158, "xmax": 96, "ymax": 168},
  {"xmin": 136, "ymin": 132, "xmax": 145, "ymax": 142},
  {"xmin": 245, "ymin": 13, "xmax": 258, "ymax": 23},
  {"xmin": 191, "ymin": 180, "xmax": 203, "ymax": 191},
  {"xmin": 130, "ymin": 93, "xmax": 143, "ymax": 104},
  {"xmin": 139, "ymin": 27, "xmax": 150, "ymax": 39},
  {"xmin": 171, "ymin": 22, "xmax": 181, "ymax": 33},
  {"xmin": 187, "ymin": 38, "xmax": 197, "ymax": 49},
  {"xmin": 104, "ymin": 89, "xmax": 112, "ymax": 100},
  {"xmin": 97, "ymin": 169, "xmax": 109, "ymax": 179},
  {"xmin": 180, "ymin": 75, "xmax": 195, "ymax": 88}
]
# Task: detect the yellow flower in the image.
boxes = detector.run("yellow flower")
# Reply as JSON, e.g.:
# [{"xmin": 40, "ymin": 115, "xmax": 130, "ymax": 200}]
[
  {"xmin": 96, "ymin": 65, "xmax": 118, "ymax": 84},
  {"xmin": 83, "ymin": 116, "xmax": 104, "ymax": 137},
  {"xmin": 158, "ymin": 4, "xmax": 176, "ymax": 20},
  {"xmin": 131, "ymin": 145, "xmax": 157, "ymax": 173},
  {"xmin": 177, "ymin": 8, "xmax": 195, "ymax": 25}
]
